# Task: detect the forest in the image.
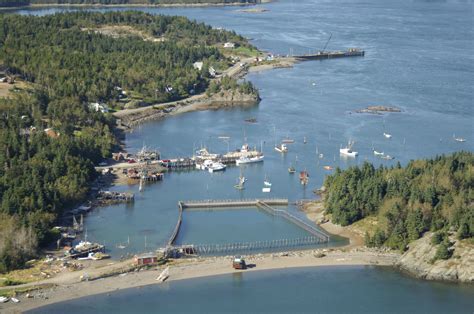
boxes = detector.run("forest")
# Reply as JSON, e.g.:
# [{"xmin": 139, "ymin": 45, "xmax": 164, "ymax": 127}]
[
  {"xmin": 323, "ymin": 152, "xmax": 473, "ymax": 251},
  {"xmin": 0, "ymin": 11, "xmax": 256, "ymax": 272},
  {"xmin": 0, "ymin": 0, "xmax": 261, "ymax": 7},
  {"xmin": 0, "ymin": 11, "xmax": 253, "ymax": 103}
]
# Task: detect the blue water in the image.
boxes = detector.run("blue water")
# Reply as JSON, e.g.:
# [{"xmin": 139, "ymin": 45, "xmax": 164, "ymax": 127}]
[
  {"xmin": 11, "ymin": 0, "xmax": 474, "ymax": 258},
  {"xmin": 28, "ymin": 266, "xmax": 474, "ymax": 314}
]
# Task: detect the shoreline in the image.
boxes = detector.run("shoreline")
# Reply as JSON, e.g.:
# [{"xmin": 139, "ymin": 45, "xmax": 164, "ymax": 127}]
[
  {"xmin": 1, "ymin": 249, "xmax": 398, "ymax": 313},
  {"xmin": 0, "ymin": 1, "xmax": 272, "ymax": 10}
]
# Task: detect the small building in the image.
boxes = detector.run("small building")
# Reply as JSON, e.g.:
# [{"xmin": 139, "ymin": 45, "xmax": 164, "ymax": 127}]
[
  {"xmin": 223, "ymin": 42, "xmax": 235, "ymax": 49},
  {"xmin": 134, "ymin": 253, "xmax": 158, "ymax": 266}
]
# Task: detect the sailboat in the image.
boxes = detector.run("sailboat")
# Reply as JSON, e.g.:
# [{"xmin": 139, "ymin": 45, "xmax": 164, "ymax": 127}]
[
  {"xmin": 264, "ymin": 175, "xmax": 272, "ymax": 187},
  {"xmin": 139, "ymin": 177, "xmax": 144, "ymax": 192},
  {"xmin": 234, "ymin": 169, "xmax": 246, "ymax": 190},
  {"xmin": 116, "ymin": 236, "xmax": 130, "ymax": 249},
  {"xmin": 299, "ymin": 170, "xmax": 309, "ymax": 185}
]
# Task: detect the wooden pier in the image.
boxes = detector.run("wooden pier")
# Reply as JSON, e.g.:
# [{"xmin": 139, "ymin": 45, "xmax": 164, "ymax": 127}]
[{"xmin": 166, "ymin": 199, "xmax": 329, "ymax": 256}]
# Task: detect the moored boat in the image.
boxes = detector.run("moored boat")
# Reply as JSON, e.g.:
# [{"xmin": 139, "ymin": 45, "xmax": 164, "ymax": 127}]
[
  {"xmin": 274, "ymin": 143, "xmax": 288, "ymax": 153},
  {"xmin": 236, "ymin": 155, "xmax": 264, "ymax": 165},
  {"xmin": 340, "ymin": 141, "xmax": 358, "ymax": 157}
]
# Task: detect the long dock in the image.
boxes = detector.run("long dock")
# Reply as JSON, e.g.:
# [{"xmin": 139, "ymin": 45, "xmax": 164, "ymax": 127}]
[{"xmin": 294, "ymin": 48, "xmax": 364, "ymax": 61}]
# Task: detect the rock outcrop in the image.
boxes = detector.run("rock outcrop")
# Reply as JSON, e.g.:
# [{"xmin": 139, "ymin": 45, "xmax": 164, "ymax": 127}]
[{"xmin": 397, "ymin": 232, "xmax": 474, "ymax": 283}]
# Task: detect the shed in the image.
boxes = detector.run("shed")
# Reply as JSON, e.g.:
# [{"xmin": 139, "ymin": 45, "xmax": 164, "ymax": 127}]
[{"xmin": 134, "ymin": 253, "xmax": 158, "ymax": 266}]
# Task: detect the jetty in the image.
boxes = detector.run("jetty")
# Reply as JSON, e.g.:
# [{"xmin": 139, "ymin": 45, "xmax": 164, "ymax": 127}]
[{"xmin": 166, "ymin": 199, "xmax": 330, "ymax": 257}]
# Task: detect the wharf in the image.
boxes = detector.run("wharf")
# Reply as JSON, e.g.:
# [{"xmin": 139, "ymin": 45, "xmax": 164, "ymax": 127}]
[{"xmin": 294, "ymin": 48, "xmax": 364, "ymax": 61}]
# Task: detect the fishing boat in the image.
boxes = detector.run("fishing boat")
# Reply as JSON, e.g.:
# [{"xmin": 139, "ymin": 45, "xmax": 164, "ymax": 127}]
[
  {"xmin": 299, "ymin": 170, "xmax": 309, "ymax": 185},
  {"xmin": 236, "ymin": 155, "xmax": 264, "ymax": 165},
  {"xmin": 156, "ymin": 267, "xmax": 169, "ymax": 282},
  {"xmin": 207, "ymin": 161, "xmax": 226, "ymax": 173},
  {"xmin": 453, "ymin": 134, "xmax": 466, "ymax": 142},
  {"xmin": 383, "ymin": 132, "xmax": 392, "ymax": 139},
  {"xmin": 274, "ymin": 143, "xmax": 288, "ymax": 153},
  {"xmin": 373, "ymin": 150, "xmax": 384, "ymax": 156},
  {"xmin": 340, "ymin": 141, "xmax": 358, "ymax": 157}
]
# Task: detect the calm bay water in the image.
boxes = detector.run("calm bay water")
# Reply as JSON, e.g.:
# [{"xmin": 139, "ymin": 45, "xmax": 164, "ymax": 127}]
[
  {"xmin": 29, "ymin": 266, "xmax": 474, "ymax": 314},
  {"xmin": 9, "ymin": 1, "xmax": 474, "ymax": 311}
]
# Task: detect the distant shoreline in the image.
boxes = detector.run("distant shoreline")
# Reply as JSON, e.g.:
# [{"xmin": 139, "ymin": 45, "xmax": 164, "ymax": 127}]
[{"xmin": 1, "ymin": 1, "xmax": 272, "ymax": 10}]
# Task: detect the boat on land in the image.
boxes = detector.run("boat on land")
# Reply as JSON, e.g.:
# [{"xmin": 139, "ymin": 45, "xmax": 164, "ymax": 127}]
[
  {"xmin": 11, "ymin": 297, "xmax": 20, "ymax": 303},
  {"xmin": 274, "ymin": 143, "xmax": 288, "ymax": 153},
  {"xmin": 156, "ymin": 267, "xmax": 169, "ymax": 282},
  {"xmin": 383, "ymin": 132, "xmax": 392, "ymax": 139},
  {"xmin": 236, "ymin": 155, "xmax": 264, "ymax": 165},
  {"xmin": 453, "ymin": 134, "xmax": 466, "ymax": 142},
  {"xmin": 233, "ymin": 256, "xmax": 247, "ymax": 270},
  {"xmin": 373, "ymin": 150, "xmax": 384, "ymax": 156},
  {"xmin": 0, "ymin": 296, "xmax": 9, "ymax": 303},
  {"xmin": 340, "ymin": 141, "xmax": 358, "ymax": 157}
]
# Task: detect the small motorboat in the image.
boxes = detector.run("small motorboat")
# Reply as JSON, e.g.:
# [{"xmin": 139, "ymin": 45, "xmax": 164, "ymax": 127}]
[
  {"xmin": 319, "ymin": 153, "xmax": 324, "ymax": 159},
  {"xmin": 323, "ymin": 166, "xmax": 333, "ymax": 171},
  {"xmin": 453, "ymin": 134, "xmax": 466, "ymax": 142},
  {"xmin": 381, "ymin": 155, "xmax": 394, "ymax": 160},
  {"xmin": 262, "ymin": 187, "xmax": 271, "ymax": 193},
  {"xmin": 299, "ymin": 170, "xmax": 309, "ymax": 185},
  {"xmin": 288, "ymin": 164, "xmax": 296, "ymax": 174},
  {"xmin": 383, "ymin": 132, "xmax": 392, "ymax": 139},
  {"xmin": 373, "ymin": 150, "xmax": 384, "ymax": 156}
]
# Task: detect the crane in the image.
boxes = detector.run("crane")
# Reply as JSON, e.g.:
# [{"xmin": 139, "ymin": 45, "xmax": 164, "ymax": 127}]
[{"xmin": 321, "ymin": 33, "xmax": 332, "ymax": 53}]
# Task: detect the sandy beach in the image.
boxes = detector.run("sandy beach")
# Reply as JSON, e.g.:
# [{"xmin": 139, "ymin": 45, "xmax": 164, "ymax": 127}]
[{"xmin": 1, "ymin": 247, "xmax": 399, "ymax": 313}]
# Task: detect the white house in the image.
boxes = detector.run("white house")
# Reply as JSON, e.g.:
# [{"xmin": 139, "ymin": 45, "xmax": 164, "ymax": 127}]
[
  {"xmin": 223, "ymin": 42, "xmax": 235, "ymax": 49},
  {"xmin": 89, "ymin": 102, "xmax": 109, "ymax": 113}
]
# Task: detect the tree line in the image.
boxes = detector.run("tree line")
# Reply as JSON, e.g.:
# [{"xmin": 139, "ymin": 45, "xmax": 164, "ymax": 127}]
[
  {"xmin": 323, "ymin": 152, "xmax": 473, "ymax": 251},
  {"xmin": 0, "ymin": 0, "xmax": 260, "ymax": 6}
]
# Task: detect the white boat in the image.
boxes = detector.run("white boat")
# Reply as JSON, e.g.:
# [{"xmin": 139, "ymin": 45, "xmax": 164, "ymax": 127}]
[
  {"xmin": 262, "ymin": 187, "xmax": 271, "ymax": 193},
  {"xmin": 319, "ymin": 153, "xmax": 324, "ymax": 159},
  {"xmin": 11, "ymin": 297, "xmax": 20, "ymax": 303},
  {"xmin": 264, "ymin": 180, "xmax": 272, "ymax": 187},
  {"xmin": 156, "ymin": 266, "xmax": 169, "ymax": 282},
  {"xmin": 373, "ymin": 150, "xmax": 384, "ymax": 156},
  {"xmin": 0, "ymin": 296, "xmax": 9, "ymax": 303},
  {"xmin": 207, "ymin": 161, "xmax": 226, "ymax": 173},
  {"xmin": 274, "ymin": 143, "xmax": 288, "ymax": 153},
  {"xmin": 340, "ymin": 141, "xmax": 358, "ymax": 157},
  {"xmin": 236, "ymin": 155, "xmax": 264, "ymax": 165},
  {"xmin": 381, "ymin": 155, "xmax": 395, "ymax": 160},
  {"xmin": 453, "ymin": 134, "xmax": 466, "ymax": 142},
  {"xmin": 383, "ymin": 132, "xmax": 392, "ymax": 139}
]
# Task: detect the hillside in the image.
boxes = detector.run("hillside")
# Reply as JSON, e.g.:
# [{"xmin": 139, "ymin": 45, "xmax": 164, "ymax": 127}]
[{"xmin": 0, "ymin": 0, "xmax": 261, "ymax": 7}]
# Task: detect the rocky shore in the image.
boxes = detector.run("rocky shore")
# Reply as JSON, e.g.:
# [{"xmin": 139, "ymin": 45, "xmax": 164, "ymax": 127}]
[{"xmin": 397, "ymin": 232, "xmax": 474, "ymax": 283}]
